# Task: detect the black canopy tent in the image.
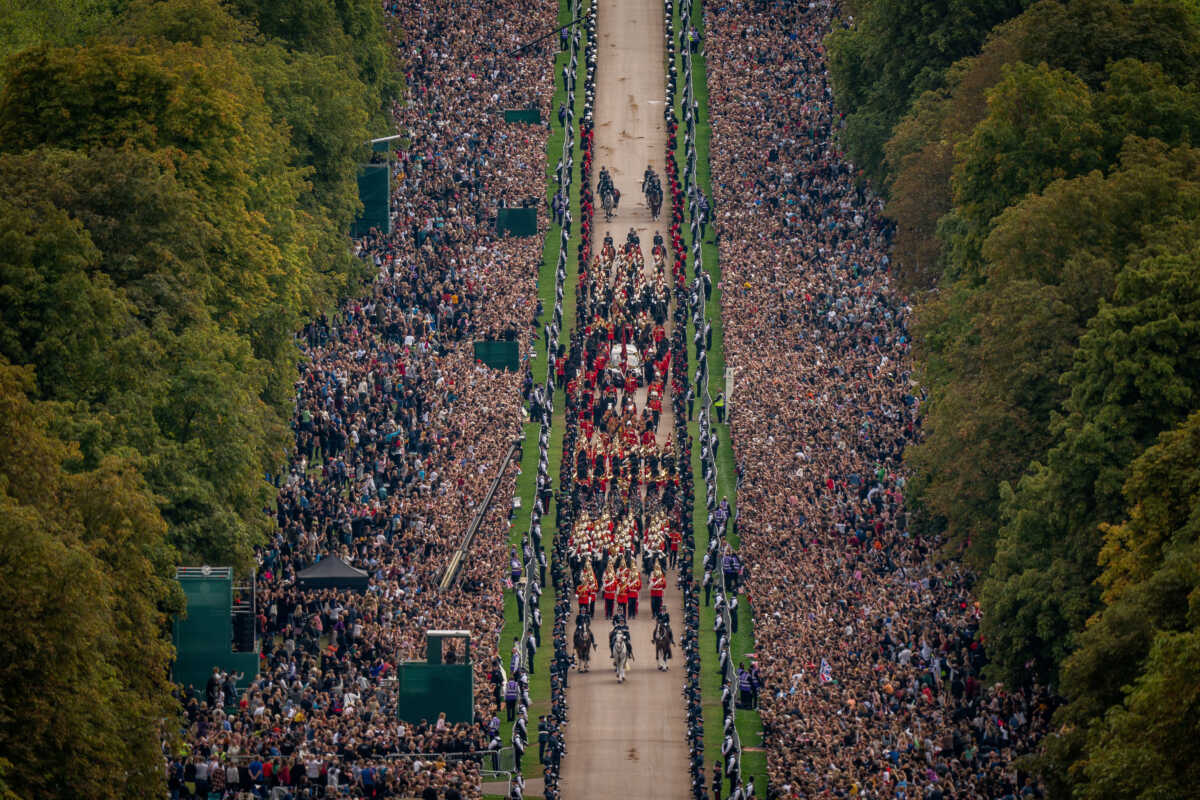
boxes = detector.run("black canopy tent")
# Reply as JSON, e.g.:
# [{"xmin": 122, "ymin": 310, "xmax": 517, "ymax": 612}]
[{"xmin": 296, "ymin": 556, "xmax": 370, "ymax": 592}]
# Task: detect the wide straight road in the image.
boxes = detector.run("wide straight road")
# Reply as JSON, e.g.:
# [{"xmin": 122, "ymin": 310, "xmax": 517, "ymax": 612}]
[{"xmin": 559, "ymin": 0, "xmax": 689, "ymax": 799}]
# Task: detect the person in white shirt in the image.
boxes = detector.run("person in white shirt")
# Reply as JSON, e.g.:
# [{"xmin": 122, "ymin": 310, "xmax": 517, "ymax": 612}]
[
  {"xmin": 194, "ymin": 758, "xmax": 210, "ymax": 793},
  {"xmin": 327, "ymin": 764, "xmax": 341, "ymax": 792}
]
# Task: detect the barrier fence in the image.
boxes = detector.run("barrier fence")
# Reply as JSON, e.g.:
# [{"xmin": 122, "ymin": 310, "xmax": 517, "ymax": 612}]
[
  {"xmin": 503, "ymin": 5, "xmax": 588, "ymax": 799},
  {"xmin": 440, "ymin": 438, "xmax": 523, "ymax": 591}
]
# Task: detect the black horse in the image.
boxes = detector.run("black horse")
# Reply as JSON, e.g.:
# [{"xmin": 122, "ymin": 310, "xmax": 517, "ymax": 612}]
[{"xmin": 574, "ymin": 614, "xmax": 597, "ymax": 672}]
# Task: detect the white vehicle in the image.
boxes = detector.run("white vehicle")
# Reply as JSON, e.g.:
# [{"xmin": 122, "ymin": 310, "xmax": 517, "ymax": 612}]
[{"xmin": 609, "ymin": 343, "xmax": 641, "ymax": 371}]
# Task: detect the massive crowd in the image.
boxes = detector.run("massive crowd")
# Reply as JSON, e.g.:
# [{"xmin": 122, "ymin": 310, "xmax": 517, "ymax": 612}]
[
  {"xmin": 162, "ymin": 0, "xmax": 1062, "ymax": 795},
  {"xmin": 703, "ymin": 1, "xmax": 1051, "ymax": 798},
  {"xmin": 168, "ymin": 0, "xmax": 559, "ymax": 797}
]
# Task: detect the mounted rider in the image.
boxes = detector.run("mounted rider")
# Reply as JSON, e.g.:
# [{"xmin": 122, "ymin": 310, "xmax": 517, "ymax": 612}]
[
  {"xmin": 598, "ymin": 166, "xmax": 619, "ymax": 213},
  {"xmin": 653, "ymin": 609, "xmax": 675, "ymax": 671},
  {"xmin": 599, "ymin": 165, "xmax": 614, "ymax": 196},
  {"xmin": 608, "ymin": 610, "xmax": 633, "ymax": 659},
  {"xmin": 642, "ymin": 164, "xmax": 658, "ymax": 193}
]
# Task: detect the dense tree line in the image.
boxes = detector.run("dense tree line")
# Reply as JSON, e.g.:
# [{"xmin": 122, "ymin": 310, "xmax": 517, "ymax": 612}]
[
  {"xmin": 829, "ymin": 1, "xmax": 1200, "ymax": 796},
  {"xmin": 0, "ymin": 0, "xmax": 396, "ymax": 796}
]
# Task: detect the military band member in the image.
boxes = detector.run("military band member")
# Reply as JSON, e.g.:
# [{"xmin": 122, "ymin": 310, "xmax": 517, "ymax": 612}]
[
  {"xmin": 669, "ymin": 525, "xmax": 682, "ymax": 569},
  {"xmin": 627, "ymin": 564, "xmax": 642, "ymax": 618},
  {"xmin": 602, "ymin": 563, "xmax": 618, "ymax": 619},
  {"xmin": 650, "ymin": 564, "xmax": 667, "ymax": 616},
  {"xmin": 616, "ymin": 564, "xmax": 629, "ymax": 618}
]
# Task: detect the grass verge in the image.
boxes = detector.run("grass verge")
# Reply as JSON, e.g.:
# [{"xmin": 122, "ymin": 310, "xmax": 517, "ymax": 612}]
[{"xmin": 496, "ymin": 0, "xmax": 587, "ymax": 783}]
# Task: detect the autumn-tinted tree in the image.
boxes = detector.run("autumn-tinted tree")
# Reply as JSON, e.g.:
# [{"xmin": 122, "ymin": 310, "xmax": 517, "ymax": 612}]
[
  {"xmin": 983, "ymin": 216, "xmax": 1200, "ymax": 684},
  {"xmin": 830, "ymin": 0, "xmax": 1200, "ymax": 794},
  {"xmin": 0, "ymin": 360, "xmax": 181, "ymax": 800},
  {"xmin": 0, "ymin": 0, "xmax": 398, "ymax": 794},
  {"xmin": 826, "ymin": 0, "xmax": 1028, "ymax": 185}
]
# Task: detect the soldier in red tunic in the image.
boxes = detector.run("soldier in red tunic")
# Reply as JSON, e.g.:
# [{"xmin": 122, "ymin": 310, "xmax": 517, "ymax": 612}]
[
  {"xmin": 576, "ymin": 578, "xmax": 590, "ymax": 614},
  {"xmin": 627, "ymin": 567, "xmax": 642, "ymax": 619},
  {"xmin": 602, "ymin": 564, "xmax": 618, "ymax": 619},
  {"xmin": 649, "ymin": 565, "xmax": 667, "ymax": 616},
  {"xmin": 616, "ymin": 568, "xmax": 629, "ymax": 618}
]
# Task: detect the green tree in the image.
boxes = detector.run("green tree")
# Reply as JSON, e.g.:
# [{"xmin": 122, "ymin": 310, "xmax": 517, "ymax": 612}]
[
  {"xmin": 882, "ymin": 0, "xmax": 1200, "ymax": 284},
  {"xmin": 912, "ymin": 140, "xmax": 1200, "ymax": 567},
  {"xmin": 951, "ymin": 62, "xmax": 1107, "ymax": 271},
  {"xmin": 1046, "ymin": 411, "xmax": 1200, "ymax": 798},
  {"xmin": 0, "ymin": 145, "xmax": 286, "ymax": 567},
  {"xmin": 827, "ymin": 0, "xmax": 1028, "ymax": 185},
  {"xmin": 228, "ymin": 0, "xmax": 398, "ymax": 125},
  {"xmin": 1019, "ymin": 0, "xmax": 1200, "ymax": 90},
  {"xmin": 122, "ymin": 0, "xmax": 373, "ymax": 233},
  {"xmin": 982, "ymin": 219, "xmax": 1200, "ymax": 685},
  {"xmin": 0, "ymin": 42, "xmax": 319, "ymax": 352},
  {"xmin": 0, "ymin": 360, "xmax": 181, "ymax": 800},
  {"xmin": 0, "ymin": 0, "xmax": 123, "ymax": 62}
]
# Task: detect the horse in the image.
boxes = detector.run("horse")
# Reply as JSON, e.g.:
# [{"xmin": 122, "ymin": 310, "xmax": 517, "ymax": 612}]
[
  {"xmin": 601, "ymin": 186, "xmax": 620, "ymax": 222},
  {"xmin": 653, "ymin": 618, "xmax": 674, "ymax": 671},
  {"xmin": 613, "ymin": 630, "xmax": 631, "ymax": 682},
  {"xmin": 646, "ymin": 182, "xmax": 663, "ymax": 221},
  {"xmin": 574, "ymin": 616, "xmax": 597, "ymax": 672}
]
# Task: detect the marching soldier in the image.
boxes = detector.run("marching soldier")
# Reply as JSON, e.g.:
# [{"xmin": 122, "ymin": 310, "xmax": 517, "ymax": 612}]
[
  {"xmin": 649, "ymin": 563, "xmax": 667, "ymax": 616},
  {"xmin": 669, "ymin": 525, "xmax": 682, "ymax": 568},
  {"xmin": 602, "ymin": 563, "xmax": 618, "ymax": 619},
  {"xmin": 579, "ymin": 568, "xmax": 598, "ymax": 618},
  {"xmin": 616, "ymin": 562, "xmax": 630, "ymax": 618},
  {"xmin": 627, "ymin": 562, "xmax": 642, "ymax": 618},
  {"xmin": 576, "ymin": 574, "xmax": 591, "ymax": 614}
]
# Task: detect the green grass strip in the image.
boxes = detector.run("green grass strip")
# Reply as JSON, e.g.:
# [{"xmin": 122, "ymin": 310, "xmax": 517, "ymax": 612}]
[{"xmin": 496, "ymin": 0, "xmax": 587, "ymax": 782}]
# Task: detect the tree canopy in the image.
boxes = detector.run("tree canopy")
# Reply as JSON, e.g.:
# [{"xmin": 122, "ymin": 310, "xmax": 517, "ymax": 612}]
[
  {"xmin": 0, "ymin": 360, "xmax": 182, "ymax": 800},
  {"xmin": 829, "ymin": 0, "xmax": 1200, "ymax": 795},
  {"xmin": 0, "ymin": 0, "xmax": 397, "ymax": 794}
]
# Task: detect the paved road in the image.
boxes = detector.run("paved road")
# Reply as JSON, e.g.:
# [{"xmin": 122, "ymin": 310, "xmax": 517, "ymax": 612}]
[{"xmin": 559, "ymin": 1, "xmax": 689, "ymax": 798}]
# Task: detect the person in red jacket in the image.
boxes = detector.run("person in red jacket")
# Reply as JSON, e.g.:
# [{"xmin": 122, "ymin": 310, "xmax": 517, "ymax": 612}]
[
  {"xmin": 627, "ymin": 565, "xmax": 642, "ymax": 619},
  {"xmin": 602, "ymin": 564, "xmax": 618, "ymax": 619},
  {"xmin": 583, "ymin": 572, "xmax": 597, "ymax": 617},
  {"xmin": 576, "ymin": 579, "xmax": 590, "ymax": 614},
  {"xmin": 616, "ymin": 566, "xmax": 629, "ymax": 617},
  {"xmin": 649, "ymin": 564, "xmax": 667, "ymax": 617}
]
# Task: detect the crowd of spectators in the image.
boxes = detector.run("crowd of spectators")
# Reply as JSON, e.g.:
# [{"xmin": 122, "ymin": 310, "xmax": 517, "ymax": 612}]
[
  {"xmin": 702, "ymin": 1, "xmax": 1052, "ymax": 798},
  {"xmin": 168, "ymin": 0, "xmax": 560, "ymax": 797}
]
